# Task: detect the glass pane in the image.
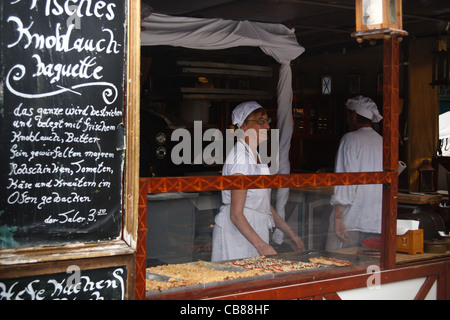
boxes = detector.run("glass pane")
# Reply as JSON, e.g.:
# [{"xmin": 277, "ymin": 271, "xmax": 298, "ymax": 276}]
[
  {"xmin": 362, "ymin": 0, "xmax": 383, "ymax": 26},
  {"xmin": 389, "ymin": 0, "xmax": 397, "ymax": 25},
  {"xmin": 145, "ymin": 186, "xmax": 381, "ymax": 294},
  {"xmin": 321, "ymin": 76, "xmax": 332, "ymax": 95},
  {"xmin": 146, "ymin": 192, "xmax": 202, "ymax": 265}
]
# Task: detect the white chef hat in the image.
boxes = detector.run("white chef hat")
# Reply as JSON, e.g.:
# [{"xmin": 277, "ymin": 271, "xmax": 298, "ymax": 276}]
[
  {"xmin": 231, "ymin": 101, "xmax": 263, "ymax": 128},
  {"xmin": 346, "ymin": 95, "xmax": 383, "ymax": 123}
]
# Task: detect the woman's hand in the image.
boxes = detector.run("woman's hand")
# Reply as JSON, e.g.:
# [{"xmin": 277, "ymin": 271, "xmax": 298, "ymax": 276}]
[
  {"xmin": 288, "ymin": 235, "xmax": 305, "ymax": 251},
  {"xmin": 256, "ymin": 243, "xmax": 277, "ymax": 256},
  {"xmin": 334, "ymin": 216, "xmax": 348, "ymax": 243},
  {"xmin": 334, "ymin": 205, "xmax": 348, "ymax": 243},
  {"xmin": 270, "ymin": 205, "xmax": 306, "ymax": 252}
]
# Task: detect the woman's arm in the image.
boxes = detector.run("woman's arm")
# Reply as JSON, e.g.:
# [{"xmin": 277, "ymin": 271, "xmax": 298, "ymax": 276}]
[
  {"xmin": 334, "ymin": 204, "xmax": 348, "ymax": 243},
  {"xmin": 270, "ymin": 205, "xmax": 305, "ymax": 251},
  {"xmin": 230, "ymin": 188, "xmax": 277, "ymax": 256}
]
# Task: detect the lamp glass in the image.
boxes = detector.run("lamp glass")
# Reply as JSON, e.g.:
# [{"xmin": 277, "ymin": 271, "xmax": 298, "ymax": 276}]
[
  {"xmin": 354, "ymin": 0, "xmax": 405, "ymax": 39},
  {"xmin": 321, "ymin": 76, "xmax": 332, "ymax": 95},
  {"xmin": 362, "ymin": 0, "xmax": 383, "ymax": 27},
  {"xmin": 389, "ymin": 0, "xmax": 397, "ymax": 24}
]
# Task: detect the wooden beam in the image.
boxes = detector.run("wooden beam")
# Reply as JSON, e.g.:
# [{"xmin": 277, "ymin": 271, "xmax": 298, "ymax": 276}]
[
  {"xmin": 143, "ymin": 172, "xmax": 391, "ymax": 193},
  {"xmin": 414, "ymin": 275, "xmax": 437, "ymax": 300},
  {"xmin": 125, "ymin": 0, "xmax": 142, "ymax": 300},
  {"xmin": 381, "ymin": 37, "xmax": 400, "ymax": 270}
]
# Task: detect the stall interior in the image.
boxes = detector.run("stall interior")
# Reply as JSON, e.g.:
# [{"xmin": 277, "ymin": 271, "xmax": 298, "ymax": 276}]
[
  {"xmin": 138, "ymin": 1, "xmax": 450, "ymax": 298},
  {"xmin": 139, "ymin": 45, "xmax": 357, "ymax": 177},
  {"xmin": 140, "ymin": 45, "xmax": 279, "ymax": 177},
  {"xmin": 140, "ymin": 46, "xmax": 386, "ymax": 294}
]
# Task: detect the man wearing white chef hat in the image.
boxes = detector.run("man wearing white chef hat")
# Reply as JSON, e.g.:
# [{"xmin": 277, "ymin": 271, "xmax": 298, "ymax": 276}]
[
  {"xmin": 346, "ymin": 95, "xmax": 383, "ymax": 124},
  {"xmin": 326, "ymin": 96, "xmax": 383, "ymax": 250}
]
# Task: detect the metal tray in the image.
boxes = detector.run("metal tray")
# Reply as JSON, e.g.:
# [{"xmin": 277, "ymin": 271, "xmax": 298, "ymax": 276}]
[
  {"xmin": 146, "ymin": 261, "xmax": 274, "ymax": 295},
  {"xmin": 146, "ymin": 250, "xmax": 378, "ymax": 294},
  {"xmin": 274, "ymin": 250, "xmax": 378, "ymax": 265}
]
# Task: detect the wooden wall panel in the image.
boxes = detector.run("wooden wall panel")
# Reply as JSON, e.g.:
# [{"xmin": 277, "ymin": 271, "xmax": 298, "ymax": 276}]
[{"xmin": 408, "ymin": 37, "xmax": 439, "ymax": 191}]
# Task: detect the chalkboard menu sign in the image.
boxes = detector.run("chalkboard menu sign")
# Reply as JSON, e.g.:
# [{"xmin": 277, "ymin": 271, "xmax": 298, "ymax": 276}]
[
  {"xmin": 0, "ymin": 1, "xmax": 126, "ymax": 247},
  {"xmin": 0, "ymin": 266, "xmax": 127, "ymax": 300}
]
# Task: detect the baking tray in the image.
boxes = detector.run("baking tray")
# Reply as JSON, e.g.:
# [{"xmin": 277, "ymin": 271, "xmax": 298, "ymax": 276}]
[
  {"xmin": 146, "ymin": 250, "xmax": 378, "ymax": 294},
  {"xmin": 146, "ymin": 261, "xmax": 274, "ymax": 295},
  {"xmin": 274, "ymin": 250, "xmax": 377, "ymax": 264}
]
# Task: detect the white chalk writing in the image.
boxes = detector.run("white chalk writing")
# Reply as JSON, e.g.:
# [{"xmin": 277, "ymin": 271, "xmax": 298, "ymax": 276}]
[
  {"xmin": 0, "ymin": 267, "xmax": 125, "ymax": 300},
  {"xmin": 3, "ymin": 0, "xmax": 125, "ymax": 238},
  {"xmin": 6, "ymin": 0, "xmax": 121, "ymax": 104}
]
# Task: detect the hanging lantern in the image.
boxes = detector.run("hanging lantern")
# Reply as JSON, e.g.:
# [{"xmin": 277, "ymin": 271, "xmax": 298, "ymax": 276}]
[
  {"xmin": 430, "ymin": 39, "xmax": 450, "ymax": 88},
  {"xmin": 321, "ymin": 75, "xmax": 332, "ymax": 95},
  {"xmin": 353, "ymin": 0, "xmax": 407, "ymax": 43},
  {"xmin": 418, "ymin": 160, "xmax": 435, "ymax": 193}
]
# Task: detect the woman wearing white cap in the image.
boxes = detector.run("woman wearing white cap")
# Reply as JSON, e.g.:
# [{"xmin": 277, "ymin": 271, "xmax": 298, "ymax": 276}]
[
  {"xmin": 326, "ymin": 96, "xmax": 383, "ymax": 250},
  {"xmin": 211, "ymin": 101, "xmax": 304, "ymax": 261}
]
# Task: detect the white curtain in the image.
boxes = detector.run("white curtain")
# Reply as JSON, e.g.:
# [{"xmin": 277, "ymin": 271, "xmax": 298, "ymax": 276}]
[
  {"xmin": 440, "ymin": 111, "xmax": 450, "ymax": 156},
  {"xmin": 141, "ymin": 13, "xmax": 305, "ymax": 243}
]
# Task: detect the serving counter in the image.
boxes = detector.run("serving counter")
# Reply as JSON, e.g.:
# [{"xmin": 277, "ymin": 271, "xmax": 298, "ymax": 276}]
[
  {"xmin": 336, "ymin": 247, "xmax": 450, "ymax": 265},
  {"xmin": 397, "ymin": 192, "xmax": 443, "ymax": 205},
  {"xmin": 145, "ymin": 250, "xmax": 378, "ymax": 300},
  {"xmin": 139, "ymin": 174, "xmax": 450, "ymax": 300},
  {"xmin": 143, "ymin": 247, "xmax": 449, "ymax": 300}
]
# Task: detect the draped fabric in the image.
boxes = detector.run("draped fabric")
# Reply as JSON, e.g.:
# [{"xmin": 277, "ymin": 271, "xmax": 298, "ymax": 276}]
[
  {"xmin": 439, "ymin": 111, "xmax": 450, "ymax": 156},
  {"xmin": 141, "ymin": 13, "xmax": 305, "ymax": 242}
]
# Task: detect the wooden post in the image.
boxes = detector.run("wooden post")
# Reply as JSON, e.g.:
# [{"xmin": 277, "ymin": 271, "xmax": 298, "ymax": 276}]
[
  {"xmin": 135, "ymin": 179, "xmax": 148, "ymax": 299},
  {"xmin": 381, "ymin": 36, "xmax": 400, "ymax": 270}
]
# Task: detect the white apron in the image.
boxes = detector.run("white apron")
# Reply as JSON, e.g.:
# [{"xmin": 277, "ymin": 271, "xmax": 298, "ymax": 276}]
[
  {"xmin": 211, "ymin": 140, "xmax": 274, "ymax": 261},
  {"xmin": 211, "ymin": 204, "xmax": 275, "ymax": 261}
]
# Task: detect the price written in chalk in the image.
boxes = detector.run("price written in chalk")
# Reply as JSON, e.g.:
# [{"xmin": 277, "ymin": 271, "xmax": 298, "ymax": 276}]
[{"xmin": 44, "ymin": 208, "xmax": 108, "ymax": 225}]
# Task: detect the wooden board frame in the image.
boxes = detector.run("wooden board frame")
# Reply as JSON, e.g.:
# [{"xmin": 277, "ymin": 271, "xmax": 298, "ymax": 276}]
[
  {"xmin": 0, "ymin": 0, "xmax": 141, "ymax": 300},
  {"xmin": 0, "ymin": 253, "xmax": 135, "ymax": 300}
]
